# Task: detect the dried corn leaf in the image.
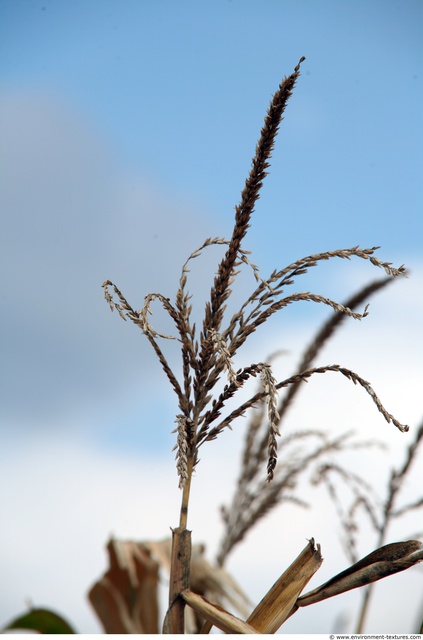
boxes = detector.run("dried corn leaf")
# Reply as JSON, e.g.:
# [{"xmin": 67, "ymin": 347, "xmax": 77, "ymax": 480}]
[
  {"xmin": 246, "ymin": 538, "xmax": 322, "ymax": 633},
  {"xmin": 294, "ymin": 540, "xmax": 423, "ymax": 609},
  {"xmin": 88, "ymin": 538, "xmax": 159, "ymax": 633}
]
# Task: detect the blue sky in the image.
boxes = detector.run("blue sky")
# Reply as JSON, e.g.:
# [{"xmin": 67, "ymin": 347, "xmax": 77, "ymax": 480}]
[
  {"xmin": 1, "ymin": 0, "xmax": 422, "ymax": 259},
  {"xmin": 1, "ymin": 0, "xmax": 422, "ymax": 634}
]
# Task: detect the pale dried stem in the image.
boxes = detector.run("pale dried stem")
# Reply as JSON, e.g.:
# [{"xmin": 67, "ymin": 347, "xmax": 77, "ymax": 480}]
[
  {"xmin": 181, "ymin": 590, "xmax": 258, "ymax": 634},
  {"xmin": 163, "ymin": 528, "xmax": 192, "ymax": 634}
]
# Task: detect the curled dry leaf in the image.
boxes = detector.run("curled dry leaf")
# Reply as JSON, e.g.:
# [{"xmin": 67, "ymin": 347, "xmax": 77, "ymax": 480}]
[
  {"xmin": 294, "ymin": 540, "xmax": 423, "ymax": 609},
  {"xmin": 88, "ymin": 536, "xmax": 252, "ymax": 634},
  {"xmin": 87, "ymin": 538, "xmax": 160, "ymax": 633}
]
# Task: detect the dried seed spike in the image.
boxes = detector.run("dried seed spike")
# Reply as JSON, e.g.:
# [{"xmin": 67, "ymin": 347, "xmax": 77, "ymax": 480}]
[
  {"xmin": 174, "ymin": 414, "xmax": 191, "ymax": 489},
  {"xmin": 258, "ymin": 363, "xmax": 281, "ymax": 481},
  {"xmin": 209, "ymin": 328, "xmax": 239, "ymax": 386},
  {"xmin": 203, "ymin": 58, "xmax": 306, "ymax": 342}
]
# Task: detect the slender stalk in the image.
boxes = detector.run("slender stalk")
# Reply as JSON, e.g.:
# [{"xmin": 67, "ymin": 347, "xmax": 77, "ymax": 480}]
[
  {"xmin": 164, "ymin": 454, "xmax": 195, "ymax": 633},
  {"xmin": 356, "ymin": 584, "xmax": 374, "ymax": 634},
  {"xmin": 179, "ymin": 455, "xmax": 195, "ymax": 530}
]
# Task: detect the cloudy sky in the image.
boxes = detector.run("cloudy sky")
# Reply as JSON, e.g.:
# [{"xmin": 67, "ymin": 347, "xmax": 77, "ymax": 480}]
[{"xmin": 1, "ymin": 0, "xmax": 422, "ymax": 634}]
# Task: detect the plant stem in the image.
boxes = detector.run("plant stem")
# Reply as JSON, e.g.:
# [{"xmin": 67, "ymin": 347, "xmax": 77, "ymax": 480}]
[
  {"xmin": 163, "ymin": 455, "xmax": 195, "ymax": 633},
  {"xmin": 356, "ymin": 584, "xmax": 373, "ymax": 634},
  {"xmin": 179, "ymin": 456, "xmax": 194, "ymax": 529}
]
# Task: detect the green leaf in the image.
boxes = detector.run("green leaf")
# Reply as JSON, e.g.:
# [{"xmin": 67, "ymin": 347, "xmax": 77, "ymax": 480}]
[{"xmin": 3, "ymin": 608, "xmax": 76, "ymax": 634}]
